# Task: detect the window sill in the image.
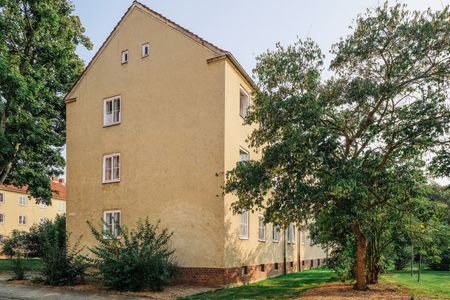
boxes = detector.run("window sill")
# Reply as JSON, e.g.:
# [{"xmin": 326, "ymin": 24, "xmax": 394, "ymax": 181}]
[
  {"xmin": 273, "ymin": 240, "xmax": 279, "ymax": 243},
  {"xmin": 258, "ymin": 239, "xmax": 266, "ymax": 242},
  {"xmin": 103, "ymin": 122, "xmax": 121, "ymax": 128},
  {"xmin": 239, "ymin": 236, "xmax": 249, "ymax": 240},
  {"xmin": 102, "ymin": 179, "xmax": 121, "ymax": 184}
]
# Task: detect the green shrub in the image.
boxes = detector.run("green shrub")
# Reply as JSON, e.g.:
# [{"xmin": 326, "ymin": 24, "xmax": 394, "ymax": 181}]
[
  {"xmin": 40, "ymin": 215, "xmax": 89, "ymax": 285},
  {"xmin": 12, "ymin": 254, "xmax": 26, "ymax": 280},
  {"xmin": 88, "ymin": 218, "xmax": 178, "ymax": 291}
]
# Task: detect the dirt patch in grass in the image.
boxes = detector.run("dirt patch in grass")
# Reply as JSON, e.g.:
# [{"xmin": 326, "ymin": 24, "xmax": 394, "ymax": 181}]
[
  {"xmin": 6, "ymin": 279, "xmax": 215, "ymax": 299},
  {"xmin": 299, "ymin": 282, "xmax": 418, "ymax": 299}
]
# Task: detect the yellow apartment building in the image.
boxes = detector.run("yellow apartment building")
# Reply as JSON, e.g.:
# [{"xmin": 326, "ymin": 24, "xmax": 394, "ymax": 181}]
[
  {"xmin": 0, "ymin": 177, "xmax": 66, "ymax": 240},
  {"xmin": 65, "ymin": 1, "xmax": 327, "ymax": 285}
]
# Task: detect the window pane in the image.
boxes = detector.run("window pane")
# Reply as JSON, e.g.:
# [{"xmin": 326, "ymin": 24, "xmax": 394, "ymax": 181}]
[
  {"xmin": 105, "ymin": 157, "xmax": 112, "ymax": 181},
  {"xmin": 113, "ymin": 156, "xmax": 120, "ymax": 179}
]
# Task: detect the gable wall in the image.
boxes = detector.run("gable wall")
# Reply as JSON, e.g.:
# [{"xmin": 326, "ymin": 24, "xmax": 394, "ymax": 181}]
[{"xmin": 66, "ymin": 7, "xmax": 226, "ymax": 268}]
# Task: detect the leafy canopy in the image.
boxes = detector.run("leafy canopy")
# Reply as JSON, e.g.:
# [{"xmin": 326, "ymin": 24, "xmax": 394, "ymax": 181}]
[{"xmin": 0, "ymin": 0, "xmax": 91, "ymax": 203}]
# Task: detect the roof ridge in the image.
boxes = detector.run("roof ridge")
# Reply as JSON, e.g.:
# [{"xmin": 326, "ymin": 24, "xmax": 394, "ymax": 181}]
[{"xmin": 133, "ymin": 1, "xmax": 227, "ymax": 55}]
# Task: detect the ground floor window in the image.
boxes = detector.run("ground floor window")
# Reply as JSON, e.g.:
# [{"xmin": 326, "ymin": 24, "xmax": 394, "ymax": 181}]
[{"xmin": 103, "ymin": 210, "xmax": 121, "ymax": 238}]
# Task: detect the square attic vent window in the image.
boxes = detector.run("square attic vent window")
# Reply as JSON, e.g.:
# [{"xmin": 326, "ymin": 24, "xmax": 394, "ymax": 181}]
[{"xmin": 142, "ymin": 43, "xmax": 150, "ymax": 57}]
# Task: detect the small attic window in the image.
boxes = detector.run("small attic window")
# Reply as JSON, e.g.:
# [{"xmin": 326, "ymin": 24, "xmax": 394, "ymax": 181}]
[
  {"xmin": 142, "ymin": 43, "xmax": 150, "ymax": 58},
  {"xmin": 121, "ymin": 50, "xmax": 128, "ymax": 64}
]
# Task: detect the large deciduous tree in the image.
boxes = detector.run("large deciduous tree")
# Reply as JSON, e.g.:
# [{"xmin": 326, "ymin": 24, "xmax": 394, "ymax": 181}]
[
  {"xmin": 0, "ymin": 0, "xmax": 91, "ymax": 203},
  {"xmin": 225, "ymin": 3, "xmax": 450, "ymax": 290}
]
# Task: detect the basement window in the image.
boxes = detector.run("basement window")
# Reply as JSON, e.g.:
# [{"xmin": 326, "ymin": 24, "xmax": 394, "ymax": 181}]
[
  {"xmin": 239, "ymin": 86, "xmax": 250, "ymax": 118},
  {"xmin": 260, "ymin": 264, "xmax": 265, "ymax": 272},
  {"xmin": 241, "ymin": 266, "xmax": 248, "ymax": 276},
  {"xmin": 274, "ymin": 263, "xmax": 279, "ymax": 271},
  {"xmin": 290, "ymin": 261, "xmax": 294, "ymax": 268},
  {"xmin": 142, "ymin": 43, "xmax": 150, "ymax": 57},
  {"xmin": 121, "ymin": 50, "xmax": 129, "ymax": 64}
]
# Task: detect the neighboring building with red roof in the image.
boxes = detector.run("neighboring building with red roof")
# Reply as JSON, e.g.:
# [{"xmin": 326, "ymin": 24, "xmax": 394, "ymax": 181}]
[{"xmin": 0, "ymin": 177, "xmax": 66, "ymax": 239}]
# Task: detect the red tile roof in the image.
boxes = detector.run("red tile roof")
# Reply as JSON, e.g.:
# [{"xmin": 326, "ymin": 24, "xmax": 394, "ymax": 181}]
[{"xmin": 0, "ymin": 178, "xmax": 66, "ymax": 201}]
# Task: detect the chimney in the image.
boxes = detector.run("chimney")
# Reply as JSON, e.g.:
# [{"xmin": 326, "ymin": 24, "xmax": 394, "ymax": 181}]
[
  {"xmin": 58, "ymin": 178, "xmax": 65, "ymax": 184},
  {"xmin": 51, "ymin": 176, "xmax": 58, "ymax": 182}
]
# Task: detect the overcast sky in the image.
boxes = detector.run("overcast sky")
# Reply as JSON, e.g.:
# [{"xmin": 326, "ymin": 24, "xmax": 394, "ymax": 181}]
[{"xmin": 69, "ymin": 0, "xmax": 450, "ymax": 184}]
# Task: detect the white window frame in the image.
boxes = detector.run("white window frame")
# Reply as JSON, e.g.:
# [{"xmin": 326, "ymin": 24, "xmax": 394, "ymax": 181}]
[
  {"xmin": 0, "ymin": 192, "xmax": 4, "ymax": 204},
  {"xmin": 121, "ymin": 50, "xmax": 128, "ymax": 64},
  {"xmin": 102, "ymin": 153, "xmax": 121, "ymax": 183},
  {"xmin": 239, "ymin": 147, "xmax": 249, "ymax": 163},
  {"xmin": 239, "ymin": 86, "xmax": 250, "ymax": 118},
  {"xmin": 103, "ymin": 96, "xmax": 121, "ymax": 127},
  {"xmin": 272, "ymin": 225, "xmax": 280, "ymax": 242},
  {"xmin": 18, "ymin": 215, "xmax": 27, "ymax": 225},
  {"xmin": 258, "ymin": 214, "xmax": 266, "ymax": 242},
  {"xmin": 239, "ymin": 210, "xmax": 249, "ymax": 240},
  {"xmin": 38, "ymin": 202, "xmax": 47, "ymax": 209},
  {"xmin": 103, "ymin": 210, "xmax": 121, "ymax": 239},
  {"xmin": 18, "ymin": 195, "xmax": 27, "ymax": 206},
  {"xmin": 0, "ymin": 213, "xmax": 4, "ymax": 224},
  {"xmin": 58, "ymin": 201, "xmax": 65, "ymax": 212},
  {"xmin": 287, "ymin": 223, "xmax": 295, "ymax": 244},
  {"xmin": 301, "ymin": 230, "xmax": 306, "ymax": 244},
  {"xmin": 142, "ymin": 43, "xmax": 150, "ymax": 57}
]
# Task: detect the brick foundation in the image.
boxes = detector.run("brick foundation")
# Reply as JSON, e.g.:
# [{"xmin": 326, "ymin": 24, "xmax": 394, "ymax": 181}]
[
  {"xmin": 300, "ymin": 258, "xmax": 326, "ymax": 271},
  {"xmin": 175, "ymin": 261, "xmax": 302, "ymax": 286}
]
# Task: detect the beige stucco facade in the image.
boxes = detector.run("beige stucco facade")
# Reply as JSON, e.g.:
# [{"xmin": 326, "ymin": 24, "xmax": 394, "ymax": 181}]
[
  {"xmin": 66, "ymin": 2, "xmax": 327, "ymax": 284},
  {"xmin": 0, "ymin": 180, "xmax": 66, "ymax": 239}
]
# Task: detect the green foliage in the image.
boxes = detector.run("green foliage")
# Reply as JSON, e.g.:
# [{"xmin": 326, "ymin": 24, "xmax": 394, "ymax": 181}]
[
  {"xmin": 88, "ymin": 218, "xmax": 178, "ymax": 292},
  {"xmin": 12, "ymin": 253, "xmax": 26, "ymax": 280},
  {"xmin": 39, "ymin": 215, "xmax": 89, "ymax": 285},
  {"xmin": 0, "ymin": 0, "xmax": 92, "ymax": 203},
  {"xmin": 225, "ymin": 2, "xmax": 450, "ymax": 289},
  {"xmin": 1, "ymin": 216, "xmax": 66, "ymax": 258}
]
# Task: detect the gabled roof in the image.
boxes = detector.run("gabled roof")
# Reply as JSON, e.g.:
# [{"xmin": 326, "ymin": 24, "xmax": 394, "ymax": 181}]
[
  {"xmin": 0, "ymin": 178, "xmax": 66, "ymax": 201},
  {"xmin": 65, "ymin": 1, "xmax": 255, "ymax": 102}
]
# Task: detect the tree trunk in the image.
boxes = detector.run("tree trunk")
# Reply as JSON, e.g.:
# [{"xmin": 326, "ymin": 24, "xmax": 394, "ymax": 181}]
[{"xmin": 352, "ymin": 222, "xmax": 367, "ymax": 290}]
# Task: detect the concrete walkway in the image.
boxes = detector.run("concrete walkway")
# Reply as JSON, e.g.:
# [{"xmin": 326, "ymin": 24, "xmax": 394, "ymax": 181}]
[{"xmin": 0, "ymin": 282, "xmax": 146, "ymax": 299}]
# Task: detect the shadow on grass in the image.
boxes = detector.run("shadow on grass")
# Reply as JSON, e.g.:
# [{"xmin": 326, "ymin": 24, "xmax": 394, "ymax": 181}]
[{"xmin": 183, "ymin": 268, "xmax": 337, "ymax": 300}]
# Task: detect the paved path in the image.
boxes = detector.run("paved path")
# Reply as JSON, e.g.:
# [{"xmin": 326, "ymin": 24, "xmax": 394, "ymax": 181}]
[{"xmin": 0, "ymin": 282, "xmax": 146, "ymax": 299}]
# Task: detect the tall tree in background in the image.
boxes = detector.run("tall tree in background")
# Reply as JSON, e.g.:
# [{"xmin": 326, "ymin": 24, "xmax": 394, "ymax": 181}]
[
  {"xmin": 0, "ymin": 0, "xmax": 91, "ymax": 203},
  {"xmin": 225, "ymin": 3, "xmax": 450, "ymax": 290}
]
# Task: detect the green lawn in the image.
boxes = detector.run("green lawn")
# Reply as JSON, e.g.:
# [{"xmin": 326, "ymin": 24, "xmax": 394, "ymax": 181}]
[
  {"xmin": 0, "ymin": 258, "xmax": 43, "ymax": 272},
  {"xmin": 380, "ymin": 269, "xmax": 450, "ymax": 299},
  {"xmin": 183, "ymin": 268, "xmax": 337, "ymax": 300}
]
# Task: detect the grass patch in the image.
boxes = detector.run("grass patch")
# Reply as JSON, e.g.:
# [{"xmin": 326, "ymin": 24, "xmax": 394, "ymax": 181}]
[
  {"xmin": 380, "ymin": 268, "xmax": 450, "ymax": 299},
  {"xmin": 183, "ymin": 268, "xmax": 337, "ymax": 300},
  {"xmin": 0, "ymin": 258, "xmax": 43, "ymax": 272}
]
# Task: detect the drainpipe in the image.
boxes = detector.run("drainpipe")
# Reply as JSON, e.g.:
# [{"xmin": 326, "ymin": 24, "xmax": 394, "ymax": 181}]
[
  {"xmin": 297, "ymin": 227, "xmax": 301, "ymax": 271},
  {"xmin": 283, "ymin": 227, "xmax": 287, "ymax": 275}
]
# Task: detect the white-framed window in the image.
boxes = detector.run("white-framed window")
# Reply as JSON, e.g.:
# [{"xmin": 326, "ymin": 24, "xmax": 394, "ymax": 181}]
[
  {"xmin": 121, "ymin": 50, "xmax": 128, "ymax": 64},
  {"xmin": 103, "ymin": 96, "xmax": 121, "ymax": 126},
  {"xmin": 272, "ymin": 225, "xmax": 280, "ymax": 242},
  {"xmin": 239, "ymin": 210, "xmax": 249, "ymax": 239},
  {"xmin": 301, "ymin": 230, "xmax": 306, "ymax": 244},
  {"xmin": 240, "ymin": 86, "xmax": 250, "ymax": 118},
  {"xmin": 18, "ymin": 196, "xmax": 27, "ymax": 206},
  {"xmin": 0, "ymin": 193, "xmax": 4, "ymax": 204},
  {"xmin": 287, "ymin": 223, "xmax": 295, "ymax": 244},
  {"xmin": 38, "ymin": 202, "xmax": 47, "ymax": 209},
  {"xmin": 239, "ymin": 148, "xmax": 249, "ymax": 162},
  {"xmin": 142, "ymin": 43, "xmax": 150, "ymax": 57},
  {"xmin": 103, "ymin": 210, "xmax": 121, "ymax": 238},
  {"xmin": 103, "ymin": 153, "xmax": 120, "ymax": 183},
  {"xmin": 58, "ymin": 201, "xmax": 65, "ymax": 212},
  {"xmin": 18, "ymin": 215, "xmax": 27, "ymax": 225},
  {"xmin": 258, "ymin": 214, "xmax": 266, "ymax": 242},
  {"xmin": 0, "ymin": 213, "xmax": 4, "ymax": 224}
]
